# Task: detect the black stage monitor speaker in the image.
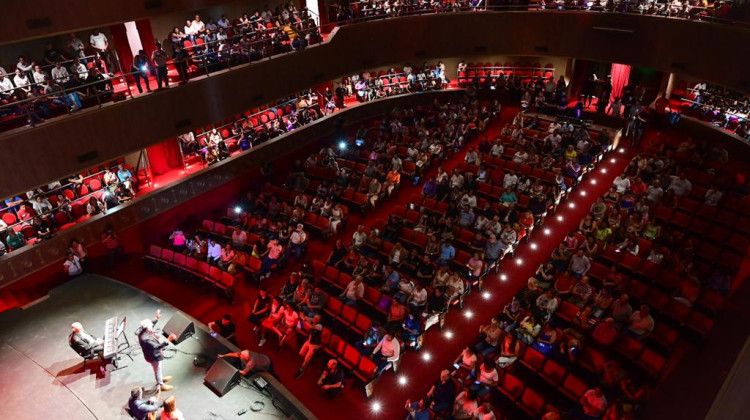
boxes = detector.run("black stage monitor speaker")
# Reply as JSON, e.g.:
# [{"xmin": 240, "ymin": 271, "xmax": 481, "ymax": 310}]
[
  {"xmin": 204, "ymin": 358, "xmax": 240, "ymax": 397},
  {"xmin": 162, "ymin": 312, "xmax": 195, "ymax": 344}
]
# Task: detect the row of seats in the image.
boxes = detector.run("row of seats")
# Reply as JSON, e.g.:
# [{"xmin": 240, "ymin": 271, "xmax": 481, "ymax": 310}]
[{"xmin": 143, "ymin": 245, "xmax": 242, "ymax": 299}]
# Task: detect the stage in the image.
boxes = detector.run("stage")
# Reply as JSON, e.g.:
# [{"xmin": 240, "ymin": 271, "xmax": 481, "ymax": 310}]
[{"xmin": 0, "ymin": 274, "xmax": 292, "ymax": 420}]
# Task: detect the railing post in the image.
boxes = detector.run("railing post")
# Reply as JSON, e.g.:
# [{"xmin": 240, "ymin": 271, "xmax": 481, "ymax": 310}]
[
  {"xmin": 25, "ymin": 105, "xmax": 35, "ymax": 128},
  {"xmin": 94, "ymin": 85, "xmax": 102, "ymax": 108},
  {"xmin": 124, "ymin": 72, "xmax": 134, "ymax": 99},
  {"xmin": 203, "ymin": 50, "xmax": 210, "ymax": 77}
]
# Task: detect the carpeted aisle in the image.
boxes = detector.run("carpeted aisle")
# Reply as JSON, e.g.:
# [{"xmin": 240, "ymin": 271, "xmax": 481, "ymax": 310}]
[{"xmin": 105, "ymin": 107, "xmax": 639, "ymax": 420}]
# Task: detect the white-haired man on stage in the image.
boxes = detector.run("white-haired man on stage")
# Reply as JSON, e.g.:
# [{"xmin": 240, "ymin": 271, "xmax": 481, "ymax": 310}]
[
  {"xmin": 137, "ymin": 309, "xmax": 177, "ymax": 391},
  {"xmin": 68, "ymin": 321, "xmax": 107, "ymax": 373}
]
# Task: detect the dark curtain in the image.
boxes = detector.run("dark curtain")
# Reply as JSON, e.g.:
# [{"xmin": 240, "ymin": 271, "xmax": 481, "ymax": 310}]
[
  {"xmin": 135, "ymin": 19, "xmax": 157, "ymax": 58},
  {"xmin": 147, "ymin": 139, "xmax": 182, "ymax": 175},
  {"xmin": 108, "ymin": 23, "xmax": 131, "ymax": 74}
]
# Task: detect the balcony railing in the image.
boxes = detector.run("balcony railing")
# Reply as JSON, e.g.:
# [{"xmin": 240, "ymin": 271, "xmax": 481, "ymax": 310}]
[{"xmin": 2, "ymin": 4, "xmax": 748, "ymax": 133}]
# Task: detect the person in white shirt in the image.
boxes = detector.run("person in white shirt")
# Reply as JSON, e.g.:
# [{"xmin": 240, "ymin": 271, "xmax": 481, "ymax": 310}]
[
  {"xmin": 184, "ymin": 19, "xmax": 197, "ymax": 41},
  {"xmin": 339, "ymin": 275, "xmax": 365, "ymax": 305},
  {"xmin": 89, "ymin": 29, "xmax": 112, "ymax": 70},
  {"xmin": 350, "ymin": 225, "xmax": 367, "ymax": 249},
  {"xmin": 287, "ymin": 224, "xmax": 308, "ymax": 260},
  {"xmin": 0, "ymin": 73, "xmax": 15, "ymax": 98},
  {"xmin": 191, "ymin": 15, "xmax": 206, "ymax": 37},
  {"xmin": 490, "ymin": 141, "xmax": 504, "ymax": 157},
  {"xmin": 218, "ymin": 15, "xmax": 232, "ymax": 29},
  {"xmin": 668, "ymin": 173, "xmax": 692, "ymax": 197},
  {"xmin": 64, "ymin": 252, "xmax": 83, "ymax": 276},
  {"xmin": 32, "ymin": 196, "xmax": 53, "ymax": 214},
  {"xmin": 503, "ymin": 171, "xmax": 519, "ymax": 189},
  {"xmin": 13, "ymin": 69, "xmax": 31, "ymax": 93},
  {"xmin": 645, "ymin": 180, "xmax": 663, "ymax": 203},
  {"xmin": 547, "ymin": 121, "xmax": 561, "ymax": 133},
  {"xmin": 70, "ymin": 58, "xmax": 88, "ymax": 79},
  {"xmin": 512, "ymin": 150, "xmax": 529, "ymax": 164},
  {"xmin": 206, "ymin": 239, "xmax": 222, "ymax": 264},
  {"xmin": 32, "ymin": 65, "xmax": 47, "ymax": 85},
  {"xmin": 16, "ymin": 56, "xmax": 35, "ymax": 72},
  {"xmin": 613, "ymin": 175, "xmax": 631, "ymax": 194},
  {"xmin": 704, "ymin": 186, "xmax": 722, "ymax": 206},
  {"xmin": 51, "ymin": 62, "xmax": 70, "ymax": 84},
  {"xmin": 371, "ymin": 334, "xmax": 401, "ymax": 375},
  {"xmin": 89, "ymin": 29, "xmax": 108, "ymax": 51}
]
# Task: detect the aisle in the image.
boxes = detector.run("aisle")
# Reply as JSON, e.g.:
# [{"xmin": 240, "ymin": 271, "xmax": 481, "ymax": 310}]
[{"xmin": 106, "ymin": 106, "xmax": 635, "ymax": 420}]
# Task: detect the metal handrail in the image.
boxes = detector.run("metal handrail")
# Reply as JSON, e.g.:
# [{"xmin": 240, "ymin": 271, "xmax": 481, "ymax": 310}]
[{"xmin": 1, "ymin": 5, "xmax": 747, "ymax": 129}]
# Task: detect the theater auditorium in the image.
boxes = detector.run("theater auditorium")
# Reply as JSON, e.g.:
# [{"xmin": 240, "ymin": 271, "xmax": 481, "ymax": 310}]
[{"xmin": 0, "ymin": 2, "xmax": 748, "ymax": 420}]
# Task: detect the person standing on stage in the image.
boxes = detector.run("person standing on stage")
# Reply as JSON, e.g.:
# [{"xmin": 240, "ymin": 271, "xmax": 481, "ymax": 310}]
[
  {"xmin": 137, "ymin": 310, "xmax": 177, "ymax": 391},
  {"xmin": 218, "ymin": 349, "xmax": 276, "ymax": 378},
  {"xmin": 68, "ymin": 321, "xmax": 107, "ymax": 373},
  {"xmin": 128, "ymin": 387, "xmax": 162, "ymax": 420}
]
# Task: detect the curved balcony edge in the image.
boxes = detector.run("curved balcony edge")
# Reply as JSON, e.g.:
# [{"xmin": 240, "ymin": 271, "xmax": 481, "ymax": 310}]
[
  {"xmin": 0, "ymin": 89, "xmax": 465, "ymax": 288},
  {"xmin": 1, "ymin": 11, "xmax": 749, "ymax": 197}
]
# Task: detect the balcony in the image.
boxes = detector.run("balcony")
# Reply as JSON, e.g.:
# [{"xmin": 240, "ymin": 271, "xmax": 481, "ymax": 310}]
[{"xmin": 1, "ymin": 11, "xmax": 749, "ymax": 198}]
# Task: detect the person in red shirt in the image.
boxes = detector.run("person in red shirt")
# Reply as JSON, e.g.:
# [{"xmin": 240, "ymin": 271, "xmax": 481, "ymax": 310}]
[
  {"xmin": 653, "ymin": 93, "xmax": 672, "ymax": 128},
  {"xmin": 16, "ymin": 204, "xmax": 34, "ymax": 221},
  {"xmin": 592, "ymin": 317, "xmax": 619, "ymax": 347},
  {"xmin": 101, "ymin": 224, "xmax": 124, "ymax": 269}
]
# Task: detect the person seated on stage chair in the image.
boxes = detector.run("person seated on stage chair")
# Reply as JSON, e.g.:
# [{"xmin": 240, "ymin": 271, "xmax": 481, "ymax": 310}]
[
  {"xmin": 137, "ymin": 310, "xmax": 177, "ymax": 392},
  {"xmin": 68, "ymin": 322, "xmax": 107, "ymax": 373},
  {"xmin": 317, "ymin": 359, "xmax": 345, "ymax": 397},
  {"xmin": 161, "ymin": 395, "xmax": 185, "ymax": 420},
  {"xmin": 207, "ymin": 314, "xmax": 236, "ymax": 341},
  {"xmin": 218, "ymin": 349, "xmax": 276, "ymax": 378},
  {"xmin": 128, "ymin": 386, "xmax": 162, "ymax": 420}
]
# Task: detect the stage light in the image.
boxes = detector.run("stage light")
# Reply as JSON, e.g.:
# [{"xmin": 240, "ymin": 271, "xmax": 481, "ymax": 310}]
[
  {"xmin": 619, "ymin": 147, "xmax": 625, "ymax": 154},
  {"xmin": 544, "ymin": 228, "xmax": 551, "ymax": 235},
  {"xmin": 465, "ymin": 310, "xmax": 474, "ymax": 319},
  {"xmin": 568, "ymin": 202, "xmax": 575, "ymax": 209},
  {"xmin": 153, "ymin": 183, "xmax": 159, "ymax": 187},
  {"xmin": 338, "ymin": 140, "xmax": 347, "ymax": 150},
  {"xmin": 580, "ymin": 190, "xmax": 587, "ymax": 196},
  {"xmin": 610, "ymin": 158, "xmax": 616, "ymax": 163},
  {"xmin": 482, "ymin": 291, "xmax": 491, "ymax": 300},
  {"xmin": 500, "ymin": 274, "xmax": 508, "ymax": 281},
  {"xmin": 445, "ymin": 330, "xmax": 454, "ymax": 339},
  {"xmin": 602, "ymin": 168, "xmax": 608, "ymax": 174},
  {"xmin": 515, "ymin": 258, "xmax": 523, "ymax": 266},
  {"xmin": 234, "ymin": 206, "xmax": 242, "ymax": 214},
  {"xmin": 530, "ymin": 242, "xmax": 538, "ymax": 250},
  {"xmin": 422, "ymin": 352, "xmax": 432, "ymax": 361},
  {"xmin": 591, "ymin": 179, "xmax": 597, "ymax": 185},
  {"xmin": 557, "ymin": 215, "xmax": 564, "ymax": 222},
  {"xmin": 371, "ymin": 401, "xmax": 382, "ymax": 413},
  {"xmin": 398, "ymin": 375, "xmax": 408, "ymax": 386},
  {"xmin": 141, "ymin": 65, "xmax": 148, "ymax": 72}
]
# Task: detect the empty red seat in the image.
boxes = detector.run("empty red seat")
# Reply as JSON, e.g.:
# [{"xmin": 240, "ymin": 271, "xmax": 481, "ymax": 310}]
[
  {"xmin": 498, "ymin": 372, "xmax": 524, "ymax": 402},
  {"xmin": 637, "ymin": 348, "xmax": 666, "ymax": 378},
  {"xmin": 519, "ymin": 388, "xmax": 547, "ymax": 418},
  {"xmin": 324, "ymin": 297, "xmax": 344, "ymax": 318},
  {"xmin": 520, "ymin": 347, "xmax": 546, "ymax": 372},
  {"xmin": 339, "ymin": 305, "xmax": 357, "ymax": 326},
  {"xmin": 539, "ymin": 359, "xmax": 567, "ymax": 386},
  {"xmin": 559, "ymin": 373, "xmax": 588, "ymax": 401}
]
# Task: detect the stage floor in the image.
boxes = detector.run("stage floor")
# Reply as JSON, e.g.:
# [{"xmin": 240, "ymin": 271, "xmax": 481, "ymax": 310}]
[{"xmin": 0, "ymin": 274, "xmax": 284, "ymax": 420}]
